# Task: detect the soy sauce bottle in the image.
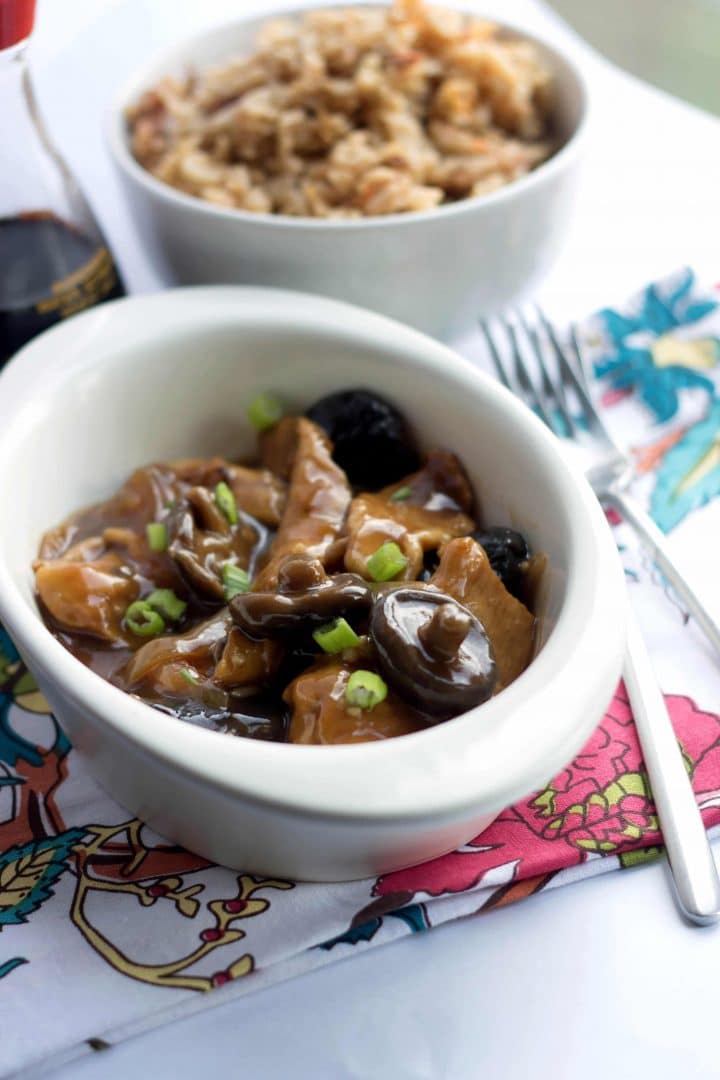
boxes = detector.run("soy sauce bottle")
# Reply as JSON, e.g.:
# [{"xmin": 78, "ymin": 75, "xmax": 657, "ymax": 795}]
[{"xmin": 0, "ymin": 0, "xmax": 125, "ymax": 368}]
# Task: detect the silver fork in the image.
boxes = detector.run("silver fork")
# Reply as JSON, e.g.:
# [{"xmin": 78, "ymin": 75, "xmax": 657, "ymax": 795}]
[{"xmin": 481, "ymin": 308, "xmax": 720, "ymax": 925}]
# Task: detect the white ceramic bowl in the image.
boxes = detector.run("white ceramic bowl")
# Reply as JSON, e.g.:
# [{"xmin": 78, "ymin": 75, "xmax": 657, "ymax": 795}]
[
  {"xmin": 107, "ymin": 8, "xmax": 588, "ymax": 339},
  {"xmin": 0, "ymin": 288, "xmax": 624, "ymax": 881}
]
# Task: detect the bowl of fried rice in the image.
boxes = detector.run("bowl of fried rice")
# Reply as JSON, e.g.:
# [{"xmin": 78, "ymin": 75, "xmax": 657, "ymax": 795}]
[{"xmin": 108, "ymin": 0, "xmax": 588, "ymax": 336}]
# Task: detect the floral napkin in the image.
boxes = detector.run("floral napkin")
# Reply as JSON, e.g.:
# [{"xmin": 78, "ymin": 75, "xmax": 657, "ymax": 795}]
[{"xmin": 2, "ymin": 268, "xmax": 720, "ymax": 1077}]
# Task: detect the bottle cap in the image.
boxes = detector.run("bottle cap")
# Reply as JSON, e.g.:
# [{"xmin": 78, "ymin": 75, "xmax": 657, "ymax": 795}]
[{"xmin": 0, "ymin": 0, "xmax": 36, "ymax": 50}]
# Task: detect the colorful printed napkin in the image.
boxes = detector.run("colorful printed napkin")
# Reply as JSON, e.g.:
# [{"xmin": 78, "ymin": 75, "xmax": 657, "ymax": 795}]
[{"xmin": 2, "ymin": 268, "xmax": 720, "ymax": 1077}]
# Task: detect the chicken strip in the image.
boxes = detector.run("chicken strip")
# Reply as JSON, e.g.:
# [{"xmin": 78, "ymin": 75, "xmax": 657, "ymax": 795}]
[
  {"xmin": 255, "ymin": 417, "xmax": 352, "ymax": 588},
  {"xmin": 430, "ymin": 536, "xmax": 534, "ymax": 690},
  {"xmin": 285, "ymin": 658, "xmax": 425, "ymax": 744},
  {"xmin": 35, "ymin": 549, "xmax": 139, "ymax": 643},
  {"xmin": 344, "ymin": 448, "xmax": 475, "ymax": 580}
]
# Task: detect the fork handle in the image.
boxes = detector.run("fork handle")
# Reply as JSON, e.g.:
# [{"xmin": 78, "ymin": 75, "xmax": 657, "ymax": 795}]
[
  {"xmin": 605, "ymin": 486, "xmax": 720, "ymax": 660},
  {"xmin": 623, "ymin": 606, "xmax": 720, "ymax": 924}
]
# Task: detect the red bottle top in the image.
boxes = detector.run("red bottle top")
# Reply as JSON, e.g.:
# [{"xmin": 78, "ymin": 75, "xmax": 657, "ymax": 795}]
[{"xmin": 0, "ymin": 0, "xmax": 36, "ymax": 49}]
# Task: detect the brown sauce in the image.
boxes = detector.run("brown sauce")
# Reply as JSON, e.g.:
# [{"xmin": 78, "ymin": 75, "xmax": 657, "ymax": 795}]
[{"xmin": 34, "ymin": 403, "xmax": 540, "ymax": 744}]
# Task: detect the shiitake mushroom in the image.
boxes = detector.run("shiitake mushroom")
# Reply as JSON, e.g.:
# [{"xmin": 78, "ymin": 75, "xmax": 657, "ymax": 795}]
[
  {"xmin": 166, "ymin": 491, "xmax": 270, "ymax": 607},
  {"xmin": 472, "ymin": 526, "xmax": 530, "ymax": 597},
  {"xmin": 230, "ymin": 555, "xmax": 373, "ymax": 636},
  {"xmin": 370, "ymin": 586, "xmax": 496, "ymax": 718},
  {"xmin": 231, "ymin": 555, "xmax": 496, "ymax": 720},
  {"xmin": 306, "ymin": 389, "xmax": 420, "ymax": 489}
]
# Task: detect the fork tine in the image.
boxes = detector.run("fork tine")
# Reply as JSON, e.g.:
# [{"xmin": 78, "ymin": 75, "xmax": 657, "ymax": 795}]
[
  {"xmin": 569, "ymin": 323, "xmax": 595, "ymax": 387},
  {"xmin": 479, "ymin": 319, "xmax": 512, "ymax": 389},
  {"xmin": 505, "ymin": 317, "xmax": 554, "ymax": 429},
  {"xmin": 516, "ymin": 308, "xmax": 574, "ymax": 437},
  {"xmin": 569, "ymin": 324, "xmax": 619, "ymax": 445},
  {"xmin": 536, "ymin": 307, "xmax": 611, "ymax": 442}
]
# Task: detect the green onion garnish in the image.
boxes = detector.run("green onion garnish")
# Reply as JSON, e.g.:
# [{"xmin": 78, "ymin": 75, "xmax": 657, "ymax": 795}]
[
  {"xmin": 125, "ymin": 600, "xmax": 165, "ymax": 637},
  {"xmin": 345, "ymin": 670, "xmax": 388, "ymax": 710},
  {"xmin": 390, "ymin": 486, "xmax": 413, "ymax": 503},
  {"xmin": 222, "ymin": 563, "xmax": 250, "ymax": 601},
  {"xmin": 146, "ymin": 588, "xmax": 187, "ymax": 622},
  {"xmin": 247, "ymin": 392, "xmax": 283, "ymax": 432},
  {"xmin": 313, "ymin": 617, "xmax": 360, "ymax": 654},
  {"xmin": 366, "ymin": 541, "xmax": 408, "ymax": 582},
  {"xmin": 180, "ymin": 668, "xmax": 200, "ymax": 686},
  {"xmin": 214, "ymin": 481, "xmax": 238, "ymax": 525},
  {"xmin": 146, "ymin": 522, "xmax": 168, "ymax": 552}
]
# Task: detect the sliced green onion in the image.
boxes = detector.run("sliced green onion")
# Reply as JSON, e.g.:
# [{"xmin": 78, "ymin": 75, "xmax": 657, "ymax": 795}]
[
  {"xmin": 313, "ymin": 617, "xmax": 360, "ymax": 654},
  {"xmin": 247, "ymin": 392, "xmax": 283, "ymax": 432},
  {"xmin": 390, "ymin": 486, "xmax": 413, "ymax": 503},
  {"xmin": 366, "ymin": 541, "xmax": 408, "ymax": 582},
  {"xmin": 125, "ymin": 600, "xmax": 165, "ymax": 637},
  {"xmin": 146, "ymin": 588, "xmax": 187, "ymax": 622},
  {"xmin": 345, "ymin": 670, "xmax": 388, "ymax": 710},
  {"xmin": 146, "ymin": 522, "xmax": 168, "ymax": 552},
  {"xmin": 180, "ymin": 668, "xmax": 200, "ymax": 686},
  {"xmin": 214, "ymin": 481, "xmax": 238, "ymax": 525},
  {"xmin": 222, "ymin": 563, "xmax": 250, "ymax": 601}
]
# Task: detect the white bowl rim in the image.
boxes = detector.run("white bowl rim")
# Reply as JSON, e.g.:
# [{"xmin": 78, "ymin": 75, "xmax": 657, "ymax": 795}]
[
  {"xmin": 0, "ymin": 286, "xmax": 625, "ymax": 825},
  {"xmin": 106, "ymin": 4, "xmax": 590, "ymax": 232}
]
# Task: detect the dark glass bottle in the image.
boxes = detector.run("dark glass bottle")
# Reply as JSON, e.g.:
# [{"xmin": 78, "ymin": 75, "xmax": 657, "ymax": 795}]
[{"xmin": 0, "ymin": 0, "xmax": 125, "ymax": 367}]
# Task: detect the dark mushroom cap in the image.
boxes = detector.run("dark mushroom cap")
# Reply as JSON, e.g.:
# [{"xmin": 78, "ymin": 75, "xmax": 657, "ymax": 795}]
[
  {"xmin": 472, "ymin": 526, "xmax": 530, "ymax": 597},
  {"xmin": 231, "ymin": 554, "xmax": 373, "ymax": 637},
  {"xmin": 166, "ymin": 492, "xmax": 269, "ymax": 606},
  {"xmin": 277, "ymin": 554, "xmax": 327, "ymax": 593},
  {"xmin": 167, "ymin": 506, "xmax": 225, "ymax": 603},
  {"xmin": 370, "ymin": 586, "xmax": 496, "ymax": 717},
  {"xmin": 306, "ymin": 389, "xmax": 420, "ymax": 489}
]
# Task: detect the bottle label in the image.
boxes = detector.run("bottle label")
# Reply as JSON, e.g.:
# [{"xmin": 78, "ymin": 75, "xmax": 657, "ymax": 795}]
[
  {"xmin": 0, "ymin": 214, "xmax": 126, "ymax": 368},
  {"xmin": 34, "ymin": 246, "xmax": 121, "ymax": 319}
]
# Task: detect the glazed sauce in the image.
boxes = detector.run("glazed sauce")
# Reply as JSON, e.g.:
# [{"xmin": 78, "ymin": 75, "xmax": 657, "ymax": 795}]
[
  {"xmin": 33, "ymin": 432, "xmax": 540, "ymax": 744},
  {"xmin": 0, "ymin": 214, "xmax": 125, "ymax": 367},
  {"xmin": 33, "ymin": 459, "xmax": 293, "ymax": 740},
  {"xmin": 150, "ymin": 698, "xmax": 287, "ymax": 742}
]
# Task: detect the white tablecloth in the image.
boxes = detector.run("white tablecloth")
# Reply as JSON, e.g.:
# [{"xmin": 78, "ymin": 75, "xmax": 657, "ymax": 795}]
[{"xmin": 27, "ymin": 1, "xmax": 720, "ymax": 1076}]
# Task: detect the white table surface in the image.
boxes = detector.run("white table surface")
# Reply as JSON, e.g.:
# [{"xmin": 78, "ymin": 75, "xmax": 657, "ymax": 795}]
[{"xmin": 26, "ymin": 0, "xmax": 720, "ymax": 1076}]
